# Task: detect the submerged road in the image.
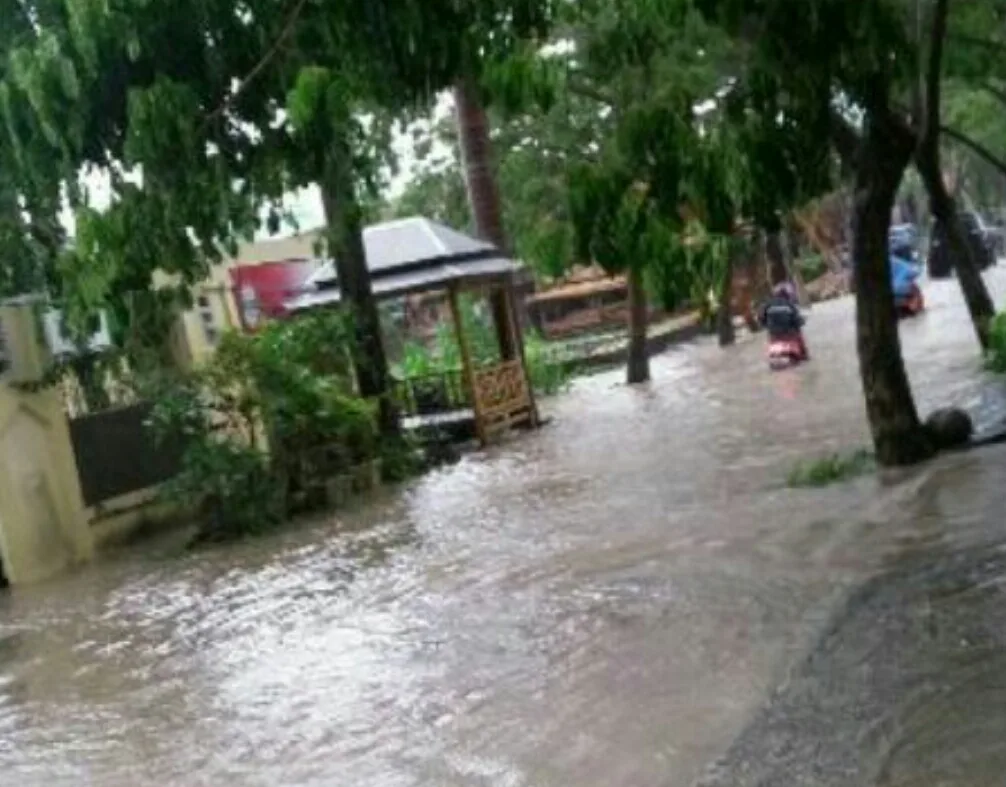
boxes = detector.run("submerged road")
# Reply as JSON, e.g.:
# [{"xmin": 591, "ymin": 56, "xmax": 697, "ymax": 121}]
[{"xmin": 1, "ymin": 270, "xmax": 1006, "ymax": 785}]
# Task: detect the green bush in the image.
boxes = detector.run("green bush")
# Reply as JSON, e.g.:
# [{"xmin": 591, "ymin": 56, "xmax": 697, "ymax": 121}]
[
  {"xmin": 787, "ymin": 449, "xmax": 875, "ymax": 488},
  {"xmin": 148, "ymin": 375, "xmax": 283, "ymax": 542},
  {"xmin": 150, "ymin": 313, "xmax": 381, "ymax": 543},
  {"xmin": 167, "ymin": 439, "xmax": 283, "ymax": 544},
  {"xmin": 399, "ymin": 340, "xmax": 440, "ymax": 379},
  {"xmin": 525, "ymin": 330, "xmax": 571, "ymax": 396},
  {"xmin": 378, "ymin": 434, "xmax": 427, "ymax": 483},
  {"xmin": 798, "ymin": 253, "xmax": 828, "ymax": 281},
  {"xmin": 986, "ymin": 312, "xmax": 1006, "ymax": 373}
]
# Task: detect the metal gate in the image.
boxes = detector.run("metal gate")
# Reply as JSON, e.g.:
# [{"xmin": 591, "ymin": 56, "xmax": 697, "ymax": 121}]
[{"xmin": 68, "ymin": 402, "xmax": 183, "ymax": 507}]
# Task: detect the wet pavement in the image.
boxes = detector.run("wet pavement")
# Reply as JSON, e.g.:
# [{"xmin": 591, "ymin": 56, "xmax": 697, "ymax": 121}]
[{"xmin": 2, "ymin": 270, "xmax": 1006, "ymax": 785}]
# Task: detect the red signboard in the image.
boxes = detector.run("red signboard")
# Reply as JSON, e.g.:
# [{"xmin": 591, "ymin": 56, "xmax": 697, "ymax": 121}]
[{"xmin": 229, "ymin": 259, "xmax": 318, "ymax": 331}]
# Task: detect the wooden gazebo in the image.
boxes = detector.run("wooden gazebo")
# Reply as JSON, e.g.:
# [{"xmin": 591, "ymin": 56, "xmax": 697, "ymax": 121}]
[{"xmin": 286, "ymin": 216, "xmax": 539, "ymax": 445}]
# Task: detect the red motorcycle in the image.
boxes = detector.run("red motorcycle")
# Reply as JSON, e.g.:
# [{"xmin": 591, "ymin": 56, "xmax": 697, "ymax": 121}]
[
  {"xmin": 767, "ymin": 334, "xmax": 809, "ymax": 370},
  {"xmin": 895, "ymin": 284, "xmax": 925, "ymax": 319}
]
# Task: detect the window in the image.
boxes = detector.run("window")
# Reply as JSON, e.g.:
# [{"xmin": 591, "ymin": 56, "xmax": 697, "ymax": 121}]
[{"xmin": 197, "ymin": 293, "xmax": 218, "ymax": 345}]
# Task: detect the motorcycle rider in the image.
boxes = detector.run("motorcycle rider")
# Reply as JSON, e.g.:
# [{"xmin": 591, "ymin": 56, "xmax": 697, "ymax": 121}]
[
  {"xmin": 760, "ymin": 282, "xmax": 808, "ymax": 360},
  {"xmin": 890, "ymin": 251, "xmax": 920, "ymax": 307}
]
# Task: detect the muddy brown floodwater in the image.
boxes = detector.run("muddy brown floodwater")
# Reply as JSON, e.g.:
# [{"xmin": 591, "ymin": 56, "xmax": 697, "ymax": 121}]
[{"xmin": 3, "ymin": 271, "xmax": 1006, "ymax": 786}]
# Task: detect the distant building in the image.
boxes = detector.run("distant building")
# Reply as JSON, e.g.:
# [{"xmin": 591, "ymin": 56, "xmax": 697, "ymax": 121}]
[
  {"xmin": 169, "ymin": 230, "xmax": 324, "ymax": 367},
  {"xmin": 525, "ymin": 265, "xmax": 652, "ymax": 338},
  {"xmin": 171, "ymin": 217, "xmax": 527, "ymax": 366}
]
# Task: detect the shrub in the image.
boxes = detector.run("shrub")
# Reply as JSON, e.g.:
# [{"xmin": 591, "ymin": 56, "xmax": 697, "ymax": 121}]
[
  {"xmin": 525, "ymin": 330, "xmax": 570, "ymax": 396},
  {"xmin": 399, "ymin": 341, "xmax": 440, "ymax": 379},
  {"xmin": 986, "ymin": 312, "xmax": 1006, "ymax": 373},
  {"xmin": 148, "ymin": 375, "xmax": 282, "ymax": 542},
  {"xmin": 150, "ymin": 313, "xmax": 380, "ymax": 543},
  {"xmin": 798, "ymin": 253, "xmax": 829, "ymax": 281},
  {"xmin": 378, "ymin": 434, "xmax": 427, "ymax": 483},
  {"xmin": 166, "ymin": 439, "xmax": 283, "ymax": 544}
]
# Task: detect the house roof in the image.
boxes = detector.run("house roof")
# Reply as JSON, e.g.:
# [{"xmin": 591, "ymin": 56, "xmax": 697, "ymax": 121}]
[
  {"xmin": 286, "ymin": 216, "xmax": 521, "ymax": 312},
  {"xmin": 306, "ymin": 217, "xmax": 499, "ymax": 285}
]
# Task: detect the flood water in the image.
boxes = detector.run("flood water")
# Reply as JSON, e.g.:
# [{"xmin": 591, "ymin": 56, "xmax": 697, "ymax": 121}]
[{"xmin": 4, "ymin": 271, "xmax": 1006, "ymax": 786}]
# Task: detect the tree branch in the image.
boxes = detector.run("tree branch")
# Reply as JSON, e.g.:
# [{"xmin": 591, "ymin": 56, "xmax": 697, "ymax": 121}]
[
  {"xmin": 980, "ymin": 80, "xmax": 1006, "ymax": 107},
  {"xmin": 566, "ymin": 75, "xmax": 617, "ymax": 108},
  {"xmin": 922, "ymin": 0, "xmax": 950, "ymax": 148},
  {"xmin": 829, "ymin": 108, "xmax": 861, "ymax": 169},
  {"xmin": 946, "ymin": 31, "xmax": 1006, "ymax": 55},
  {"xmin": 941, "ymin": 123, "xmax": 1006, "ymax": 178},
  {"xmin": 203, "ymin": 0, "xmax": 307, "ymax": 127}
]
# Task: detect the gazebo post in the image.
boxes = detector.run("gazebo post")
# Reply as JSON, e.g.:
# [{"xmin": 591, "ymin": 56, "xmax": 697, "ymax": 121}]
[
  {"xmin": 501, "ymin": 278, "xmax": 539, "ymax": 428},
  {"xmin": 448, "ymin": 283, "xmax": 486, "ymax": 445}
]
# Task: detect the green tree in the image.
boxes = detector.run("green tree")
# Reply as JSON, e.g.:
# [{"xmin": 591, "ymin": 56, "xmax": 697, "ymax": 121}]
[
  {"xmin": 565, "ymin": 0, "xmax": 739, "ymax": 383},
  {"xmin": 391, "ymin": 80, "xmax": 612, "ymax": 284},
  {"xmin": 389, "ymin": 122, "xmax": 471, "ymax": 230},
  {"xmin": 698, "ymin": 0, "xmax": 980, "ymax": 464},
  {"xmin": 0, "ymin": 1, "xmax": 75, "ymax": 299},
  {"xmin": 914, "ymin": 0, "xmax": 995, "ymax": 349},
  {"xmin": 452, "ymin": 37, "xmax": 564, "ymax": 360},
  {"xmin": 2, "ymin": 0, "xmax": 555, "ymax": 434},
  {"xmin": 939, "ymin": 3, "xmax": 1006, "ymax": 210}
]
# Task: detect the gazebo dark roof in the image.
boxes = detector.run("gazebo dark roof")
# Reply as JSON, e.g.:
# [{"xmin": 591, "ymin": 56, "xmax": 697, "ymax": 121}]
[{"xmin": 285, "ymin": 216, "xmax": 521, "ymax": 312}]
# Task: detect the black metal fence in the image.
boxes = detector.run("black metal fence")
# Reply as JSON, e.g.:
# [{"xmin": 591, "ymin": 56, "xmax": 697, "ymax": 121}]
[{"xmin": 69, "ymin": 402, "xmax": 183, "ymax": 507}]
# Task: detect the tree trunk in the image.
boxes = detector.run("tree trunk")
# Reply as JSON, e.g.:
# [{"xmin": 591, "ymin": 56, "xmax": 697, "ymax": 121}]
[
  {"xmin": 853, "ymin": 113, "xmax": 934, "ymax": 466},
  {"xmin": 626, "ymin": 266, "xmax": 650, "ymax": 384},
  {"xmin": 781, "ymin": 225, "xmax": 811, "ymax": 307},
  {"xmin": 320, "ymin": 136, "xmax": 397, "ymax": 437},
  {"xmin": 717, "ymin": 244, "xmax": 736, "ymax": 347},
  {"xmin": 764, "ymin": 227, "xmax": 788, "ymax": 286},
  {"xmin": 914, "ymin": 0, "xmax": 992, "ymax": 350},
  {"xmin": 453, "ymin": 78, "xmax": 518, "ymax": 361},
  {"xmin": 786, "ymin": 222, "xmax": 802, "ymax": 263},
  {"xmin": 751, "ymin": 233, "xmax": 773, "ymax": 314},
  {"xmin": 915, "ymin": 152, "xmax": 994, "ymax": 350}
]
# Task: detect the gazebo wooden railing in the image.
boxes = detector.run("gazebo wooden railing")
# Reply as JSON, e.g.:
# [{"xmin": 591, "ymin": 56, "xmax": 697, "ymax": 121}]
[
  {"xmin": 392, "ymin": 369, "xmax": 470, "ymax": 417},
  {"xmin": 285, "ymin": 216, "xmax": 540, "ymax": 446},
  {"xmin": 446, "ymin": 285, "xmax": 537, "ymax": 444},
  {"xmin": 468, "ymin": 358, "xmax": 535, "ymax": 442},
  {"xmin": 390, "ymin": 285, "xmax": 538, "ymax": 445},
  {"xmin": 392, "ymin": 358, "xmax": 534, "ymax": 432}
]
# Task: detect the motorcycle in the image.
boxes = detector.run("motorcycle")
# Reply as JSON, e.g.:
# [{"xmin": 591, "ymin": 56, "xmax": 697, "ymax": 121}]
[
  {"xmin": 890, "ymin": 251, "xmax": 924, "ymax": 320},
  {"xmin": 767, "ymin": 334, "xmax": 808, "ymax": 370},
  {"xmin": 895, "ymin": 283, "xmax": 925, "ymax": 319}
]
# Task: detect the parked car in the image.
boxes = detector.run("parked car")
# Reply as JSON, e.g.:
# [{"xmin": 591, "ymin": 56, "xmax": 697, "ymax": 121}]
[{"xmin": 928, "ymin": 210, "xmax": 996, "ymax": 278}]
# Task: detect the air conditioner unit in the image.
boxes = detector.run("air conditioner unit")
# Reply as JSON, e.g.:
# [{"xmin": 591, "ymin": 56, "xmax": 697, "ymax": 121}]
[{"xmin": 41, "ymin": 308, "xmax": 112, "ymax": 358}]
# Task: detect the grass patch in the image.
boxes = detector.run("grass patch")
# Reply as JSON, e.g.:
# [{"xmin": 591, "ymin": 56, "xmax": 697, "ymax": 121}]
[{"xmin": 787, "ymin": 449, "xmax": 876, "ymax": 488}]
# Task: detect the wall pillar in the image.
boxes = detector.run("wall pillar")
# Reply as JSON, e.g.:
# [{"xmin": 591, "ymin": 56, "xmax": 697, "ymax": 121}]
[{"xmin": 0, "ymin": 303, "xmax": 94, "ymax": 584}]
